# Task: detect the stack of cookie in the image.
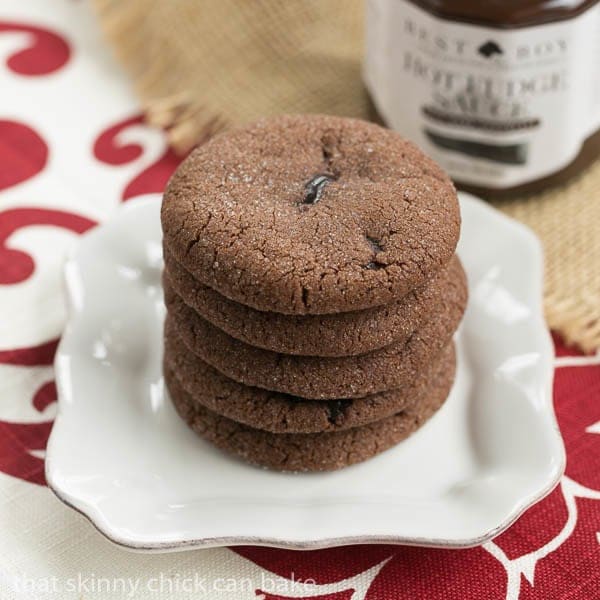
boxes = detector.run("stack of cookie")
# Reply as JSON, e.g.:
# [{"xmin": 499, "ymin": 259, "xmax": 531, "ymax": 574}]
[{"xmin": 161, "ymin": 115, "xmax": 467, "ymax": 472}]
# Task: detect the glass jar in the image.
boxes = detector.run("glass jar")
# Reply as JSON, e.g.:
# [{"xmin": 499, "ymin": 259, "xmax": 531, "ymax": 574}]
[{"xmin": 365, "ymin": 0, "xmax": 600, "ymax": 197}]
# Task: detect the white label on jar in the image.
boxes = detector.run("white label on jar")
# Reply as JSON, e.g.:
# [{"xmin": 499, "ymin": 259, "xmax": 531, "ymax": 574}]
[{"xmin": 364, "ymin": 0, "xmax": 600, "ymax": 189}]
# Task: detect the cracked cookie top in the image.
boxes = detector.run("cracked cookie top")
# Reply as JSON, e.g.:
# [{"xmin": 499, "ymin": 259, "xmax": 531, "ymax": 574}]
[{"xmin": 161, "ymin": 114, "xmax": 460, "ymax": 314}]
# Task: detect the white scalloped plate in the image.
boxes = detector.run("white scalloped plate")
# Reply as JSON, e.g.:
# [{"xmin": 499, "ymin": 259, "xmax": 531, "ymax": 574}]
[{"xmin": 46, "ymin": 192, "xmax": 565, "ymax": 551}]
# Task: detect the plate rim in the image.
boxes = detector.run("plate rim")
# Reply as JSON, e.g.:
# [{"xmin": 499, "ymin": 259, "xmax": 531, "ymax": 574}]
[{"xmin": 45, "ymin": 193, "xmax": 566, "ymax": 552}]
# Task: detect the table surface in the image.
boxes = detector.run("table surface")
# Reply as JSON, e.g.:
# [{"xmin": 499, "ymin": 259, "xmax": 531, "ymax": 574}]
[{"xmin": 1, "ymin": 2, "xmax": 599, "ymax": 599}]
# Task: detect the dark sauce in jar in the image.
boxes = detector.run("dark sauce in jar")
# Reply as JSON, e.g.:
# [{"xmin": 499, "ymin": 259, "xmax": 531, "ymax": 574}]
[{"xmin": 365, "ymin": 0, "xmax": 600, "ymax": 197}]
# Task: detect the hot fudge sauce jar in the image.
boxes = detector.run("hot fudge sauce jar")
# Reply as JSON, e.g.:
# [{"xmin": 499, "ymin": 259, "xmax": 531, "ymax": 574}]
[{"xmin": 364, "ymin": 0, "xmax": 600, "ymax": 197}]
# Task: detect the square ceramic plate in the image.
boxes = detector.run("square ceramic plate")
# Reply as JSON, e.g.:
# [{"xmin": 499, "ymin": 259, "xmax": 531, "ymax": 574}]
[{"xmin": 46, "ymin": 192, "xmax": 565, "ymax": 551}]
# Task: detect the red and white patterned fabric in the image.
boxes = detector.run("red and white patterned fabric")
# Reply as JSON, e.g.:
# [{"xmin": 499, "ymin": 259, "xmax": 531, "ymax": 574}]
[{"xmin": 1, "ymin": 2, "xmax": 599, "ymax": 598}]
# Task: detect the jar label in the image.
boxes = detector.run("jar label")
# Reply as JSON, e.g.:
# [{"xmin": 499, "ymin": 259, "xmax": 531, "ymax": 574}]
[{"xmin": 364, "ymin": 0, "xmax": 600, "ymax": 188}]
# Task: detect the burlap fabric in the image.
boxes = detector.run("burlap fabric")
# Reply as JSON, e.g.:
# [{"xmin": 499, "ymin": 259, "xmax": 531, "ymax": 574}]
[{"xmin": 93, "ymin": 0, "xmax": 600, "ymax": 352}]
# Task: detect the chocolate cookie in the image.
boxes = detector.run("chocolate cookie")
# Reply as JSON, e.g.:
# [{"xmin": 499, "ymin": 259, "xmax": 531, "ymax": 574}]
[
  {"xmin": 164, "ymin": 269, "xmax": 466, "ymax": 399},
  {"xmin": 165, "ymin": 368, "xmax": 451, "ymax": 472},
  {"xmin": 164, "ymin": 329, "xmax": 456, "ymax": 433},
  {"xmin": 161, "ymin": 114, "xmax": 460, "ymax": 315},
  {"xmin": 163, "ymin": 253, "xmax": 464, "ymax": 357}
]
